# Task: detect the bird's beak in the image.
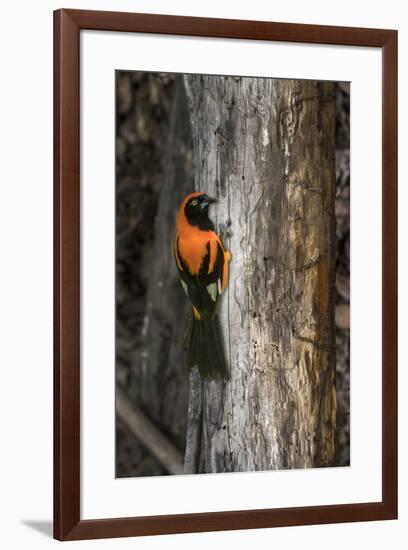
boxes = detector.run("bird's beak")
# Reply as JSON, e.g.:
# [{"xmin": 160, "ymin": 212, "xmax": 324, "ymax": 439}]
[{"xmin": 200, "ymin": 195, "xmax": 217, "ymax": 210}]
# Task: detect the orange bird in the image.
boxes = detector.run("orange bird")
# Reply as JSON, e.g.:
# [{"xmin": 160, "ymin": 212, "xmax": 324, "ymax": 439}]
[{"xmin": 174, "ymin": 192, "xmax": 231, "ymax": 379}]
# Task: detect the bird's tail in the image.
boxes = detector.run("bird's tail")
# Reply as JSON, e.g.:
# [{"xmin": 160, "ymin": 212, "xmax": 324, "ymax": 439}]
[{"xmin": 181, "ymin": 313, "xmax": 228, "ymax": 379}]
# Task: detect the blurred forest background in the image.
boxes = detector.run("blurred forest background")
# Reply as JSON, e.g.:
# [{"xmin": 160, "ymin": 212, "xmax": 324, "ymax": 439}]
[{"xmin": 115, "ymin": 72, "xmax": 350, "ymax": 477}]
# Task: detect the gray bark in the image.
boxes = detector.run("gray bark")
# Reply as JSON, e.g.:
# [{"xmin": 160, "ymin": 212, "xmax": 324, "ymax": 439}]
[{"xmin": 183, "ymin": 75, "xmax": 337, "ymax": 473}]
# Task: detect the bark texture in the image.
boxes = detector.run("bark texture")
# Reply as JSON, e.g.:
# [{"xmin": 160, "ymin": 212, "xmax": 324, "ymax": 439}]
[{"xmin": 184, "ymin": 76, "xmax": 337, "ymax": 473}]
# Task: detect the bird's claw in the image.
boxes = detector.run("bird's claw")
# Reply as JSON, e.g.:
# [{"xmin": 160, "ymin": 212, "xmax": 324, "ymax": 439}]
[{"xmin": 219, "ymin": 219, "xmax": 233, "ymax": 242}]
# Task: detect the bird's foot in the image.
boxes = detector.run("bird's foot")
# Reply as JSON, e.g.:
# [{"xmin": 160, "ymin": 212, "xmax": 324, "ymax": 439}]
[{"xmin": 219, "ymin": 219, "xmax": 233, "ymax": 242}]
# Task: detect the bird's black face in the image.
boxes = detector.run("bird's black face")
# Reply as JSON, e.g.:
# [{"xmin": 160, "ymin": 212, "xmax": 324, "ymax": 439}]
[{"xmin": 184, "ymin": 194, "xmax": 217, "ymax": 230}]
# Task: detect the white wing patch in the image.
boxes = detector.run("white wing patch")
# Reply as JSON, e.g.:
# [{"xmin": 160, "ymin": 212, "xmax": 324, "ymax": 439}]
[
  {"xmin": 207, "ymin": 282, "xmax": 218, "ymax": 302},
  {"xmin": 217, "ymin": 278, "xmax": 222, "ymax": 295},
  {"xmin": 180, "ymin": 279, "xmax": 189, "ymax": 296}
]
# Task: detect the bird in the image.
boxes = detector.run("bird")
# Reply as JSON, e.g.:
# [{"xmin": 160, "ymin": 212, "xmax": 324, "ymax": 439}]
[{"xmin": 174, "ymin": 192, "xmax": 231, "ymax": 379}]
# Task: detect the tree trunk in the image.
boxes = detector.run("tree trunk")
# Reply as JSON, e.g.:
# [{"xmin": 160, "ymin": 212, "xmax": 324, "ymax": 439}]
[{"xmin": 183, "ymin": 75, "xmax": 337, "ymax": 473}]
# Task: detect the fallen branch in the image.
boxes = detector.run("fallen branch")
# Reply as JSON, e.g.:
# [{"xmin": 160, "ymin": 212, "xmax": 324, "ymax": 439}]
[{"xmin": 116, "ymin": 386, "xmax": 184, "ymax": 475}]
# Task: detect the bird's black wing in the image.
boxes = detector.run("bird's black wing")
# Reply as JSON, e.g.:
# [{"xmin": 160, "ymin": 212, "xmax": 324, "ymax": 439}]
[
  {"xmin": 174, "ymin": 235, "xmax": 203, "ymax": 312},
  {"xmin": 195, "ymin": 241, "xmax": 225, "ymax": 318},
  {"xmin": 174, "ymin": 236, "xmax": 225, "ymax": 319}
]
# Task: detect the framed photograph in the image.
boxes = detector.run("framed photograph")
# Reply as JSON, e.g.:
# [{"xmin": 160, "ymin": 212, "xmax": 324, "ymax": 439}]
[{"xmin": 54, "ymin": 9, "xmax": 397, "ymax": 541}]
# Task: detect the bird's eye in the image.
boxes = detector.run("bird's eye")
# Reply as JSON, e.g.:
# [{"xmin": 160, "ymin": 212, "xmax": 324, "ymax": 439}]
[{"xmin": 191, "ymin": 199, "xmax": 198, "ymax": 206}]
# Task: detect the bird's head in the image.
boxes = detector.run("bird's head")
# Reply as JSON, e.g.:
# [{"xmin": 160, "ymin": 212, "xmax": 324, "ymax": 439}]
[{"xmin": 181, "ymin": 192, "xmax": 217, "ymax": 230}]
